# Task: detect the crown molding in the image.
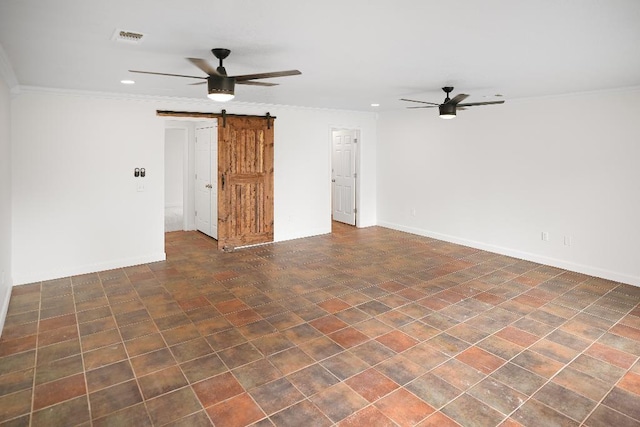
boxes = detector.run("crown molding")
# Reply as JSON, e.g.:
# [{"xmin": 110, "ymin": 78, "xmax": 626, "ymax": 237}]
[{"xmin": 0, "ymin": 42, "xmax": 19, "ymax": 93}]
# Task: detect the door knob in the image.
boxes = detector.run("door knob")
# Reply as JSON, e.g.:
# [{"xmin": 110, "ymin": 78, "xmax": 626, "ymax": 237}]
[
  {"xmin": 331, "ymin": 179, "xmax": 336, "ymax": 182},
  {"xmin": 205, "ymin": 184, "xmax": 212, "ymax": 189}
]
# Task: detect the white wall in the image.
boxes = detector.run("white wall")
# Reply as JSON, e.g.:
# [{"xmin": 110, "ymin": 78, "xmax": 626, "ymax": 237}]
[
  {"xmin": 164, "ymin": 128, "xmax": 185, "ymax": 207},
  {"xmin": 11, "ymin": 90, "xmax": 378, "ymax": 285},
  {"xmin": 377, "ymin": 89, "xmax": 640, "ymax": 286},
  {"xmin": 0, "ymin": 76, "xmax": 12, "ymax": 332}
]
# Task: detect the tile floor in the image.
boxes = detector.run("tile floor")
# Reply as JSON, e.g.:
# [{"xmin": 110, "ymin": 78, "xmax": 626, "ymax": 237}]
[{"xmin": 1, "ymin": 223, "xmax": 639, "ymax": 426}]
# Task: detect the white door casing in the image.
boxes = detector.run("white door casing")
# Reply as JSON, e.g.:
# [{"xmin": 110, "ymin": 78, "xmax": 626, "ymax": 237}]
[
  {"xmin": 195, "ymin": 125, "xmax": 218, "ymax": 239},
  {"xmin": 331, "ymin": 129, "xmax": 358, "ymax": 225}
]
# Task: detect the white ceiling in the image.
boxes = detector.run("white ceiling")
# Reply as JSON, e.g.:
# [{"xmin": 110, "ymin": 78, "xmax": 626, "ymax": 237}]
[{"xmin": 1, "ymin": 0, "xmax": 639, "ymax": 111}]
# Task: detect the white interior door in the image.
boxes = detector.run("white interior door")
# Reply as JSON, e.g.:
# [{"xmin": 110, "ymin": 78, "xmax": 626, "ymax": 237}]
[
  {"xmin": 195, "ymin": 125, "xmax": 218, "ymax": 239},
  {"xmin": 332, "ymin": 129, "xmax": 357, "ymax": 225}
]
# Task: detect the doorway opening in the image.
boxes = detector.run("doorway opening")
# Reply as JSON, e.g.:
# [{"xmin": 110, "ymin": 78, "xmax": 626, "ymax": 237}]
[
  {"xmin": 331, "ymin": 128, "xmax": 359, "ymax": 227},
  {"xmin": 163, "ymin": 119, "xmax": 217, "ymax": 236}
]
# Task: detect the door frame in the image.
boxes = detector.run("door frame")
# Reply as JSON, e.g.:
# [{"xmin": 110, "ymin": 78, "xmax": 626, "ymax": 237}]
[{"xmin": 329, "ymin": 126, "xmax": 360, "ymax": 227}]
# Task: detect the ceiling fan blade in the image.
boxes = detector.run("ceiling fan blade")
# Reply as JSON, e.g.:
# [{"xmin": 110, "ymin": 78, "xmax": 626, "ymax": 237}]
[
  {"xmin": 187, "ymin": 58, "xmax": 219, "ymax": 75},
  {"xmin": 400, "ymin": 98, "xmax": 440, "ymax": 106},
  {"xmin": 189, "ymin": 81, "xmax": 207, "ymax": 86},
  {"xmin": 129, "ymin": 70, "xmax": 207, "ymax": 80},
  {"xmin": 407, "ymin": 105, "xmax": 438, "ymax": 109},
  {"xmin": 446, "ymin": 94, "xmax": 469, "ymax": 105},
  {"xmin": 237, "ymin": 81, "xmax": 279, "ymax": 86},
  {"xmin": 234, "ymin": 70, "xmax": 301, "ymax": 81},
  {"xmin": 457, "ymin": 100, "xmax": 505, "ymax": 107}
]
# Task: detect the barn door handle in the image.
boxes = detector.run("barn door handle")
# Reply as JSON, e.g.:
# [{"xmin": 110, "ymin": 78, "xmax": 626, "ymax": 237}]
[
  {"xmin": 331, "ymin": 179, "xmax": 335, "ymax": 182},
  {"xmin": 205, "ymin": 184, "xmax": 212, "ymax": 189},
  {"xmin": 221, "ymin": 174, "xmax": 225, "ymax": 189}
]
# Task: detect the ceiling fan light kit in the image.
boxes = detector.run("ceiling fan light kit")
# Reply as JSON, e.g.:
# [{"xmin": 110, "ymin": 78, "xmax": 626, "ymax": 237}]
[
  {"xmin": 402, "ymin": 86, "xmax": 505, "ymax": 119},
  {"xmin": 207, "ymin": 75, "xmax": 235, "ymax": 102},
  {"xmin": 129, "ymin": 48, "xmax": 301, "ymax": 102}
]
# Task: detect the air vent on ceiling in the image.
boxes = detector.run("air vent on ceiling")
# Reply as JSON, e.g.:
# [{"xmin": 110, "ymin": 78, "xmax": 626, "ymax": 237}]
[{"xmin": 112, "ymin": 29, "xmax": 145, "ymax": 44}]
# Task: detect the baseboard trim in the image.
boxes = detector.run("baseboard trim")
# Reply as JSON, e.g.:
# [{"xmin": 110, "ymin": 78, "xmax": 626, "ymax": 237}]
[
  {"xmin": 0, "ymin": 283, "xmax": 12, "ymax": 338},
  {"xmin": 12, "ymin": 253, "xmax": 167, "ymax": 286},
  {"xmin": 378, "ymin": 221, "xmax": 640, "ymax": 287}
]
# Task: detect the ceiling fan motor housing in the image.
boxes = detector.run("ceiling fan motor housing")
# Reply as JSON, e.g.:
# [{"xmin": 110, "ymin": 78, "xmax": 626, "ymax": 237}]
[{"xmin": 208, "ymin": 75, "xmax": 235, "ymax": 96}]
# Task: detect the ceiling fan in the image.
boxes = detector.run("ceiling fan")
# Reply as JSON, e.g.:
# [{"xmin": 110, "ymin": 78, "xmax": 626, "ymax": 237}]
[
  {"xmin": 401, "ymin": 87, "xmax": 504, "ymax": 119},
  {"xmin": 129, "ymin": 48, "xmax": 301, "ymax": 102}
]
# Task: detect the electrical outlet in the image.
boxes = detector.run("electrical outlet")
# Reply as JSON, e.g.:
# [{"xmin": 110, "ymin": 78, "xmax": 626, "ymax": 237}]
[{"xmin": 541, "ymin": 231, "xmax": 549, "ymax": 241}]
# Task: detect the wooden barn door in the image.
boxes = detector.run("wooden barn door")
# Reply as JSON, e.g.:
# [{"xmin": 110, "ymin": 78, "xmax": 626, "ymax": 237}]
[{"xmin": 217, "ymin": 116, "xmax": 274, "ymax": 250}]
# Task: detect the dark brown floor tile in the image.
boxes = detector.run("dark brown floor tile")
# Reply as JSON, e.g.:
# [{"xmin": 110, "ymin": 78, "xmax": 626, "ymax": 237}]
[
  {"xmin": 442, "ymin": 393, "xmax": 505, "ymax": 427},
  {"xmin": 0, "ymin": 369, "xmax": 33, "ymax": 397},
  {"xmin": 269, "ymin": 399, "xmax": 332, "ymax": 427},
  {"xmin": 138, "ymin": 365, "xmax": 188, "ymax": 399},
  {"xmin": 601, "ymin": 387, "xmax": 640, "ymax": 422},
  {"xmin": 233, "ymin": 358, "xmax": 281, "ymax": 390},
  {"xmin": 31, "ymin": 395, "xmax": 90, "ymax": 427},
  {"xmin": 79, "ymin": 329, "xmax": 121, "ymax": 353},
  {"xmin": 310, "ymin": 382, "xmax": 369, "ymax": 423},
  {"xmin": 375, "ymin": 388, "xmax": 435, "ymax": 426},
  {"xmin": 268, "ymin": 347, "xmax": 315, "ymax": 375},
  {"xmin": 338, "ymin": 405, "xmax": 395, "ymax": 426},
  {"xmin": 328, "ymin": 327, "xmax": 369, "ymax": 349},
  {"xmin": 0, "ymin": 351, "xmax": 35, "ymax": 378},
  {"xmin": 512, "ymin": 398, "xmax": 579, "ymax": 427},
  {"xmin": 320, "ymin": 353, "xmax": 368, "ymax": 383},
  {"xmin": 0, "ymin": 389, "xmax": 32, "ymax": 423},
  {"xmin": 83, "ymin": 342, "xmax": 127, "ymax": 371},
  {"xmin": 406, "ymin": 372, "xmax": 462, "ymax": 409},
  {"xmin": 618, "ymin": 371, "xmax": 640, "ymax": 395},
  {"xmin": 217, "ymin": 342, "xmax": 262, "ymax": 369},
  {"xmin": 569, "ymin": 354, "xmax": 626, "ymax": 385},
  {"xmin": 432, "ymin": 358, "xmax": 485, "ymax": 392},
  {"xmin": 89, "ymin": 379, "xmax": 142, "ymax": 419},
  {"xmin": 85, "ymin": 360, "xmax": 134, "ymax": 393},
  {"xmin": 170, "ymin": 337, "xmax": 213, "ymax": 364},
  {"xmin": 511, "ymin": 349, "xmax": 564, "ymax": 379},
  {"xmin": 552, "ymin": 367, "xmax": 611, "ymax": 402},
  {"xmin": 534, "ymin": 382, "xmax": 597, "ymax": 423},
  {"xmin": 299, "ymin": 336, "xmax": 344, "ymax": 361},
  {"xmin": 468, "ymin": 377, "xmax": 527, "ymax": 415},
  {"xmin": 252, "ymin": 332, "xmax": 295, "ymax": 356},
  {"xmin": 180, "ymin": 353, "xmax": 227, "ymax": 384},
  {"xmin": 352, "ymin": 318, "xmax": 394, "ymax": 338},
  {"xmin": 130, "ymin": 347, "xmax": 176, "ymax": 377},
  {"xmin": 77, "ymin": 306, "xmax": 112, "ymax": 323},
  {"xmin": 206, "ymin": 392, "xmax": 265, "ymax": 427},
  {"xmin": 490, "ymin": 362, "xmax": 547, "ymax": 396},
  {"xmin": 92, "ymin": 403, "xmax": 151, "ymax": 427},
  {"xmin": 585, "ymin": 405, "xmax": 640, "ymax": 427},
  {"xmin": 33, "ymin": 372, "xmax": 86, "ymax": 411},
  {"xmin": 146, "ymin": 386, "xmax": 203, "ymax": 425},
  {"xmin": 237, "ymin": 320, "xmax": 277, "ymax": 340},
  {"xmin": 0, "ymin": 336, "xmax": 37, "ymax": 358},
  {"xmin": 163, "ymin": 410, "xmax": 212, "ymax": 427},
  {"xmin": 585, "ymin": 342, "xmax": 636, "ymax": 369},
  {"xmin": 118, "ymin": 319, "xmax": 159, "ymax": 341},
  {"xmin": 192, "ymin": 372, "xmax": 244, "ymax": 407},
  {"xmin": 456, "ymin": 346, "xmax": 505, "ymax": 374},
  {"xmin": 205, "ymin": 328, "xmax": 246, "ymax": 351},
  {"xmin": 250, "ymin": 378, "xmax": 304, "ymax": 415},
  {"xmin": 123, "ymin": 333, "xmax": 166, "ymax": 357},
  {"xmin": 345, "ymin": 368, "xmax": 398, "ymax": 402},
  {"xmin": 34, "ymin": 354, "xmax": 83, "ymax": 385},
  {"xmin": 36, "ymin": 338, "xmax": 80, "ymax": 365},
  {"xmin": 287, "ymin": 363, "xmax": 340, "ymax": 397},
  {"xmin": 310, "ymin": 315, "xmax": 348, "ymax": 334},
  {"xmin": 350, "ymin": 340, "xmax": 395, "ymax": 366},
  {"xmin": 478, "ymin": 334, "xmax": 524, "ymax": 360},
  {"xmin": 376, "ymin": 330, "xmax": 418, "ymax": 353},
  {"xmin": 417, "ymin": 411, "xmax": 461, "ymax": 427},
  {"xmin": 496, "ymin": 326, "xmax": 539, "ymax": 347},
  {"xmin": 376, "ymin": 354, "xmax": 426, "ymax": 385}
]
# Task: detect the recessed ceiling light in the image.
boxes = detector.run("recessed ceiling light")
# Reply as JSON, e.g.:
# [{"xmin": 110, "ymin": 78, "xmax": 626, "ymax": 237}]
[
  {"xmin": 371, "ymin": 103, "xmax": 380, "ymax": 107},
  {"xmin": 120, "ymin": 80, "xmax": 135, "ymax": 85}
]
